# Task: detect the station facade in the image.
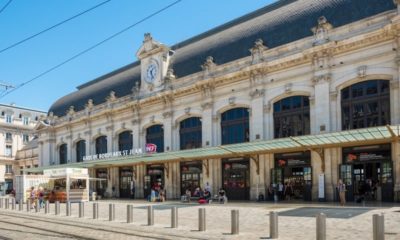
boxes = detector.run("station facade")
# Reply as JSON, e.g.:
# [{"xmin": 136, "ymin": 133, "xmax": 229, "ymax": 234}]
[{"xmin": 35, "ymin": 0, "xmax": 400, "ymax": 202}]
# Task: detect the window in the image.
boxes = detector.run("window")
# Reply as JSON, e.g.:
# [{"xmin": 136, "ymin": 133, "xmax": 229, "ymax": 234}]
[
  {"xmin": 118, "ymin": 131, "xmax": 133, "ymax": 151},
  {"xmin": 341, "ymin": 80, "xmax": 390, "ymax": 130},
  {"xmin": 5, "ymin": 145, "xmax": 12, "ymax": 157},
  {"xmin": 76, "ymin": 140, "xmax": 86, "ymax": 162},
  {"xmin": 221, "ymin": 108, "xmax": 250, "ymax": 145},
  {"xmin": 95, "ymin": 136, "xmax": 107, "ymax": 155},
  {"xmin": 5, "ymin": 165, "xmax": 12, "ymax": 174},
  {"xmin": 23, "ymin": 134, "xmax": 29, "ymax": 143},
  {"xmin": 146, "ymin": 125, "xmax": 164, "ymax": 153},
  {"xmin": 5, "ymin": 114, "xmax": 12, "ymax": 123},
  {"xmin": 59, "ymin": 144, "xmax": 67, "ymax": 164},
  {"xmin": 180, "ymin": 117, "xmax": 202, "ymax": 150},
  {"xmin": 23, "ymin": 116, "xmax": 29, "ymax": 125},
  {"xmin": 5, "ymin": 132, "xmax": 12, "ymax": 141},
  {"xmin": 273, "ymin": 96, "xmax": 310, "ymax": 138},
  {"xmin": 20, "ymin": 166, "xmax": 24, "ymax": 175}
]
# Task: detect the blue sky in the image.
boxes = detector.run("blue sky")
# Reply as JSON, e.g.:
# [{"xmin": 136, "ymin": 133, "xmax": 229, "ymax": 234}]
[{"xmin": 0, "ymin": 0, "xmax": 276, "ymax": 112}]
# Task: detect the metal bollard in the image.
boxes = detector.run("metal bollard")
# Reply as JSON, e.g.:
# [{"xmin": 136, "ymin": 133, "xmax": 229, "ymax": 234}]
[
  {"xmin": 270, "ymin": 211, "xmax": 278, "ymax": 239},
  {"xmin": 147, "ymin": 205, "xmax": 154, "ymax": 226},
  {"xmin": 171, "ymin": 207, "xmax": 178, "ymax": 228},
  {"xmin": 55, "ymin": 201, "xmax": 60, "ymax": 215},
  {"xmin": 45, "ymin": 201, "xmax": 50, "ymax": 214},
  {"xmin": 79, "ymin": 202, "xmax": 84, "ymax": 218},
  {"xmin": 109, "ymin": 203, "xmax": 115, "ymax": 221},
  {"xmin": 27, "ymin": 200, "xmax": 31, "ymax": 212},
  {"xmin": 93, "ymin": 203, "xmax": 98, "ymax": 219},
  {"xmin": 5, "ymin": 198, "xmax": 9, "ymax": 209},
  {"xmin": 11, "ymin": 198, "xmax": 16, "ymax": 210},
  {"xmin": 231, "ymin": 209, "xmax": 239, "ymax": 235},
  {"xmin": 127, "ymin": 205, "xmax": 133, "ymax": 223},
  {"xmin": 0, "ymin": 198, "xmax": 3, "ymax": 208},
  {"xmin": 199, "ymin": 208, "xmax": 206, "ymax": 231},
  {"xmin": 18, "ymin": 201, "xmax": 23, "ymax": 211},
  {"xmin": 373, "ymin": 214, "xmax": 385, "ymax": 240},
  {"xmin": 316, "ymin": 213, "xmax": 326, "ymax": 240},
  {"xmin": 66, "ymin": 201, "xmax": 71, "ymax": 216},
  {"xmin": 35, "ymin": 200, "xmax": 40, "ymax": 213}
]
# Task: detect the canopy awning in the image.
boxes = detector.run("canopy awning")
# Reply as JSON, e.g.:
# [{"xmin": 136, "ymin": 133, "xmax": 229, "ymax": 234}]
[{"xmin": 25, "ymin": 125, "xmax": 400, "ymax": 173}]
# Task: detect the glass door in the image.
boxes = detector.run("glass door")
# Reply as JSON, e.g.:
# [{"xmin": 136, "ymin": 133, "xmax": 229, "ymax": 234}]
[
  {"xmin": 339, "ymin": 164, "xmax": 353, "ymax": 201},
  {"xmin": 119, "ymin": 168, "xmax": 132, "ymax": 198},
  {"xmin": 381, "ymin": 161, "xmax": 393, "ymax": 202}
]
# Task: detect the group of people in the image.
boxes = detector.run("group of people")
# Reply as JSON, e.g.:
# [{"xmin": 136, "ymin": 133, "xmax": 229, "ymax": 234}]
[
  {"xmin": 266, "ymin": 182, "xmax": 296, "ymax": 201},
  {"xmin": 29, "ymin": 186, "xmax": 46, "ymax": 209},
  {"xmin": 337, "ymin": 178, "xmax": 381, "ymax": 206},
  {"xmin": 148, "ymin": 182, "xmax": 166, "ymax": 202},
  {"xmin": 181, "ymin": 182, "xmax": 228, "ymax": 204}
]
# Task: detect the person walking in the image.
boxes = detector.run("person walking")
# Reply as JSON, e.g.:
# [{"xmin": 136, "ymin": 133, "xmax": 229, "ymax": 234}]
[{"xmin": 337, "ymin": 179, "xmax": 346, "ymax": 206}]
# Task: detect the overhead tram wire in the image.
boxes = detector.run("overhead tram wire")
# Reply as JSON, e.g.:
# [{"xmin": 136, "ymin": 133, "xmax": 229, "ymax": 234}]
[
  {"xmin": 0, "ymin": 0, "xmax": 12, "ymax": 15},
  {"xmin": 0, "ymin": 0, "xmax": 183, "ymax": 99},
  {"xmin": 0, "ymin": 0, "xmax": 111, "ymax": 54}
]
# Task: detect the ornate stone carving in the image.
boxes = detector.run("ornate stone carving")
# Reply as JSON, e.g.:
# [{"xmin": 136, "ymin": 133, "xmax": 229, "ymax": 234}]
[
  {"xmin": 329, "ymin": 91, "xmax": 338, "ymax": 101},
  {"xmin": 163, "ymin": 111, "xmax": 173, "ymax": 119},
  {"xmin": 84, "ymin": 130, "xmax": 91, "ymax": 136},
  {"xmin": 229, "ymin": 96, "xmax": 236, "ymax": 105},
  {"xmin": 312, "ymin": 73, "xmax": 332, "ymax": 85},
  {"xmin": 131, "ymin": 81, "xmax": 140, "ymax": 97},
  {"xmin": 121, "ymin": 122, "xmax": 126, "ymax": 129},
  {"xmin": 200, "ymin": 83, "xmax": 215, "ymax": 98},
  {"xmin": 131, "ymin": 119, "xmax": 140, "ymax": 125},
  {"xmin": 249, "ymin": 38, "xmax": 268, "ymax": 64},
  {"xmin": 106, "ymin": 91, "xmax": 117, "ymax": 102},
  {"xmin": 201, "ymin": 56, "xmax": 216, "ymax": 74},
  {"xmin": 67, "ymin": 106, "xmax": 75, "ymax": 116},
  {"xmin": 150, "ymin": 115, "xmax": 155, "ymax": 123},
  {"xmin": 184, "ymin": 107, "xmax": 191, "ymax": 115},
  {"xmin": 263, "ymin": 102, "xmax": 271, "ymax": 113},
  {"xmin": 201, "ymin": 102, "xmax": 213, "ymax": 110},
  {"xmin": 311, "ymin": 16, "xmax": 333, "ymax": 45},
  {"xmin": 284, "ymin": 83, "xmax": 293, "ymax": 93},
  {"xmin": 249, "ymin": 89, "xmax": 265, "ymax": 98},
  {"xmin": 357, "ymin": 65, "xmax": 367, "ymax": 78},
  {"xmin": 212, "ymin": 115, "xmax": 219, "ymax": 122}
]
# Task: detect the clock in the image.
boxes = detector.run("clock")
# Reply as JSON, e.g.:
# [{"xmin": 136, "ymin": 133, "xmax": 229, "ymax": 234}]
[{"xmin": 146, "ymin": 63, "xmax": 158, "ymax": 83}]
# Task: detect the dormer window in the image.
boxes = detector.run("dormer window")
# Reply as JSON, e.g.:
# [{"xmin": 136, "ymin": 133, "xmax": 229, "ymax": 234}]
[
  {"xmin": 5, "ymin": 114, "xmax": 12, "ymax": 123},
  {"xmin": 23, "ymin": 116, "xmax": 29, "ymax": 125}
]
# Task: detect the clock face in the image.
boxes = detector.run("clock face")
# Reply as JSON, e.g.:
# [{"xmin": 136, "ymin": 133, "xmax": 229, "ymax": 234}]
[{"xmin": 146, "ymin": 63, "xmax": 158, "ymax": 83}]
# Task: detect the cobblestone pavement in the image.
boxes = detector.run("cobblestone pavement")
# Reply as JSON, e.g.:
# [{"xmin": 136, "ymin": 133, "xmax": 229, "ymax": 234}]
[{"xmin": 0, "ymin": 200, "xmax": 399, "ymax": 240}]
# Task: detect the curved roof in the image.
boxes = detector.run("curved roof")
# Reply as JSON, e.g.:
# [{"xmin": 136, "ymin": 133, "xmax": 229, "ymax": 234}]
[{"xmin": 49, "ymin": 0, "xmax": 396, "ymax": 117}]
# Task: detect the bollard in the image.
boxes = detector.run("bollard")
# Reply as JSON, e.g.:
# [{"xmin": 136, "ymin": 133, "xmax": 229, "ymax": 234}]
[
  {"xmin": 373, "ymin": 214, "xmax": 385, "ymax": 240},
  {"xmin": 127, "ymin": 205, "xmax": 133, "ymax": 223},
  {"xmin": 0, "ymin": 198, "xmax": 3, "ymax": 208},
  {"xmin": 55, "ymin": 201, "xmax": 60, "ymax": 215},
  {"xmin": 45, "ymin": 201, "xmax": 50, "ymax": 214},
  {"xmin": 79, "ymin": 202, "xmax": 84, "ymax": 218},
  {"xmin": 11, "ymin": 198, "xmax": 16, "ymax": 210},
  {"xmin": 66, "ymin": 201, "xmax": 71, "ymax": 216},
  {"xmin": 5, "ymin": 198, "xmax": 9, "ymax": 209},
  {"xmin": 35, "ymin": 200, "xmax": 40, "ymax": 213},
  {"xmin": 199, "ymin": 208, "xmax": 206, "ymax": 231},
  {"xmin": 171, "ymin": 207, "xmax": 178, "ymax": 228},
  {"xmin": 231, "ymin": 209, "xmax": 239, "ymax": 235},
  {"xmin": 316, "ymin": 213, "xmax": 326, "ymax": 240},
  {"xmin": 18, "ymin": 201, "xmax": 23, "ymax": 211},
  {"xmin": 148, "ymin": 205, "xmax": 154, "ymax": 226},
  {"xmin": 109, "ymin": 203, "xmax": 115, "ymax": 221},
  {"xmin": 270, "ymin": 211, "xmax": 278, "ymax": 239},
  {"xmin": 93, "ymin": 203, "xmax": 98, "ymax": 219},
  {"xmin": 27, "ymin": 200, "xmax": 31, "ymax": 212}
]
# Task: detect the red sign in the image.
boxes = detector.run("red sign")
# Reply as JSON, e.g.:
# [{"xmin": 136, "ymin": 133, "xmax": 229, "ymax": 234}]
[{"xmin": 146, "ymin": 143, "xmax": 157, "ymax": 153}]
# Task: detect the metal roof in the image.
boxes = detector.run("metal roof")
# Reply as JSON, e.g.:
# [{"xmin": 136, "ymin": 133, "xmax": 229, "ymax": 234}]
[{"xmin": 25, "ymin": 125, "xmax": 400, "ymax": 173}]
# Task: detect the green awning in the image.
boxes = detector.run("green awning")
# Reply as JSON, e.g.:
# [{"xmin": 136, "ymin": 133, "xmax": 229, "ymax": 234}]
[{"xmin": 25, "ymin": 125, "xmax": 399, "ymax": 173}]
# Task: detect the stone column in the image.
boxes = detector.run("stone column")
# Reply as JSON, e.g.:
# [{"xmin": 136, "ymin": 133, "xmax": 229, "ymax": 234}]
[
  {"xmin": 249, "ymin": 155, "xmax": 267, "ymax": 200},
  {"xmin": 250, "ymin": 91, "xmax": 265, "ymax": 141},
  {"xmin": 313, "ymin": 75, "xmax": 331, "ymax": 133},
  {"xmin": 264, "ymin": 102, "xmax": 273, "ymax": 140},
  {"xmin": 201, "ymin": 103, "xmax": 213, "ymax": 147},
  {"xmin": 163, "ymin": 111, "xmax": 173, "ymax": 152},
  {"xmin": 390, "ymin": 80, "xmax": 400, "ymax": 125},
  {"xmin": 132, "ymin": 120, "xmax": 141, "ymax": 149},
  {"xmin": 84, "ymin": 130, "xmax": 91, "ymax": 156},
  {"xmin": 392, "ymin": 141, "xmax": 400, "ymax": 200},
  {"xmin": 311, "ymin": 151, "xmax": 322, "ymax": 201},
  {"xmin": 106, "ymin": 126, "xmax": 114, "ymax": 153}
]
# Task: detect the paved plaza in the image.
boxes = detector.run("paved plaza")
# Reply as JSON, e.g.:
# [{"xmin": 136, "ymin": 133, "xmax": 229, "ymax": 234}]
[{"xmin": 0, "ymin": 200, "xmax": 399, "ymax": 239}]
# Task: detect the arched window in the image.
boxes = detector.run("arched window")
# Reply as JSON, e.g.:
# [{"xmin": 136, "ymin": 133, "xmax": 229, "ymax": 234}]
[
  {"xmin": 146, "ymin": 125, "xmax": 164, "ymax": 153},
  {"xmin": 180, "ymin": 117, "xmax": 202, "ymax": 150},
  {"xmin": 59, "ymin": 144, "xmax": 67, "ymax": 164},
  {"xmin": 273, "ymin": 96, "xmax": 310, "ymax": 138},
  {"xmin": 341, "ymin": 80, "xmax": 390, "ymax": 130},
  {"xmin": 95, "ymin": 136, "xmax": 107, "ymax": 155},
  {"xmin": 118, "ymin": 131, "xmax": 133, "ymax": 151},
  {"xmin": 221, "ymin": 108, "xmax": 249, "ymax": 145},
  {"xmin": 76, "ymin": 140, "xmax": 86, "ymax": 162}
]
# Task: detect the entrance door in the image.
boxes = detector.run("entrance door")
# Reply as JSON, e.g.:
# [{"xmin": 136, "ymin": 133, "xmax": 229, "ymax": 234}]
[
  {"xmin": 381, "ymin": 161, "xmax": 393, "ymax": 202},
  {"xmin": 181, "ymin": 162, "xmax": 202, "ymax": 195},
  {"xmin": 222, "ymin": 160, "xmax": 250, "ymax": 200},
  {"xmin": 119, "ymin": 168, "xmax": 133, "ymax": 198},
  {"xmin": 339, "ymin": 164, "xmax": 353, "ymax": 201},
  {"xmin": 144, "ymin": 166, "xmax": 164, "ymax": 198}
]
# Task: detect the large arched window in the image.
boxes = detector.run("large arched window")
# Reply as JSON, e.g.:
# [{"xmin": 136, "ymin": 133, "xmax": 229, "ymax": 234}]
[
  {"xmin": 146, "ymin": 125, "xmax": 164, "ymax": 153},
  {"xmin": 118, "ymin": 131, "xmax": 133, "ymax": 151},
  {"xmin": 221, "ymin": 108, "xmax": 249, "ymax": 145},
  {"xmin": 341, "ymin": 80, "xmax": 390, "ymax": 130},
  {"xmin": 180, "ymin": 117, "xmax": 202, "ymax": 150},
  {"xmin": 76, "ymin": 140, "xmax": 86, "ymax": 162},
  {"xmin": 59, "ymin": 144, "xmax": 67, "ymax": 164},
  {"xmin": 95, "ymin": 136, "xmax": 107, "ymax": 155},
  {"xmin": 273, "ymin": 96, "xmax": 310, "ymax": 138}
]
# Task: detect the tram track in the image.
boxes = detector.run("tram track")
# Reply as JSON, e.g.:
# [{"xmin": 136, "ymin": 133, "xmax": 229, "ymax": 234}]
[{"xmin": 0, "ymin": 211, "xmax": 209, "ymax": 240}]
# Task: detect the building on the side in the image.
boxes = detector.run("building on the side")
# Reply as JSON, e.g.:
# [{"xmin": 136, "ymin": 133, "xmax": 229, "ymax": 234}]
[
  {"xmin": 32, "ymin": 0, "xmax": 400, "ymax": 202},
  {"xmin": 0, "ymin": 104, "xmax": 45, "ymax": 195}
]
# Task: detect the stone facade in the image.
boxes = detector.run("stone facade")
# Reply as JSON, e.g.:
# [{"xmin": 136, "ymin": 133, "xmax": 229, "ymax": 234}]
[{"xmin": 37, "ymin": 1, "xmax": 400, "ymax": 201}]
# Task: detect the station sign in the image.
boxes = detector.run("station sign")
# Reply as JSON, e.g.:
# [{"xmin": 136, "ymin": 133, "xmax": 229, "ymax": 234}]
[{"xmin": 82, "ymin": 143, "xmax": 157, "ymax": 161}]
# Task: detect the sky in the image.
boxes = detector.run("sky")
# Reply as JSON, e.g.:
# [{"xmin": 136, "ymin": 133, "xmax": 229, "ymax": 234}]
[{"xmin": 0, "ymin": 0, "xmax": 276, "ymax": 112}]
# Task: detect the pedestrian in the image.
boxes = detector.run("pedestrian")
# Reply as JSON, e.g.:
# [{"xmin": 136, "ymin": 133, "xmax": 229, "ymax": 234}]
[
  {"xmin": 278, "ymin": 182, "xmax": 284, "ymax": 200},
  {"xmin": 130, "ymin": 179, "xmax": 136, "ymax": 200},
  {"xmin": 337, "ymin": 179, "xmax": 346, "ymax": 206}
]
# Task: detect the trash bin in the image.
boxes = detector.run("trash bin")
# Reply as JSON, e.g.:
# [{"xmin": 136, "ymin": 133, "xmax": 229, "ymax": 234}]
[{"xmin": 92, "ymin": 192, "xmax": 97, "ymax": 201}]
